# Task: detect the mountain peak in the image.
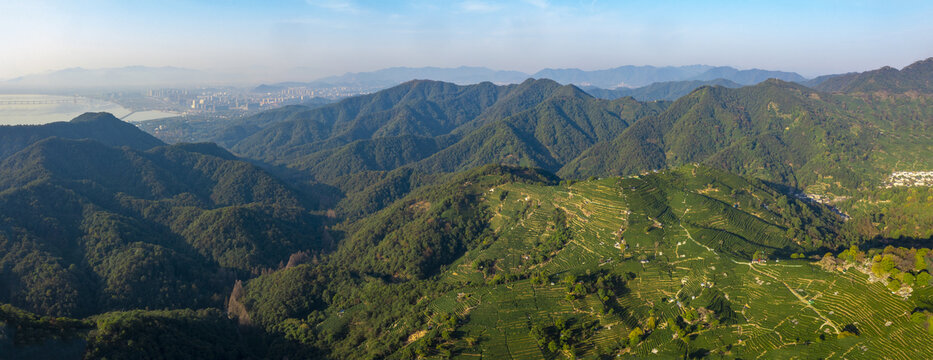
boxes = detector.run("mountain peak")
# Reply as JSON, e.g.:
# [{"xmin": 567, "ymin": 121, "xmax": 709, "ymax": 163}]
[
  {"xmin": 902, "ymin": 57, "xmax": 933, "ymax": 73},
  {"xmin": 550, "ymin": 83, "xmax": 593, "ymax": 99},
  {"xmin": 815, "ymin": 57, "xmax": 933, "ymax": 93},
  {"xmin": 69, "ymin": 112, "xmax": 123, "ymax": 124},
  {"xmin": 759, "ymin": 77, "xmax": 803, "ymax": 87},
  {"xmin": 0, "ymin": 112, "xmax": 164, "ymax": 160}
]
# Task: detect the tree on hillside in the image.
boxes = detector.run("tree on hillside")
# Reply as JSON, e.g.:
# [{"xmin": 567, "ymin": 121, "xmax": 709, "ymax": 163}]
[
  {"xmin": 917, "ymin": 271, "xmax": 932, "ymax": 287},
  {"xmin": 628, "ymin": 327, "xmax": 644, "ymax": 348},
  {"xmin": 917, "ymin": 250, "xmax": 929, "ymax": 272}
]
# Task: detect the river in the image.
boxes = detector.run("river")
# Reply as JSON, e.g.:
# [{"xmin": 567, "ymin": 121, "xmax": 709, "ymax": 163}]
[{"xmin": 0, "ymin": 94, "xmax": 179, "ymax": 125}]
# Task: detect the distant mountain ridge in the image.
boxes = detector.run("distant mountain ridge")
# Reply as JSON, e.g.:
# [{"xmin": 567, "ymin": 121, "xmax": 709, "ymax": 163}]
[
  {"xmin": 309, "ymin": 66, "xmax": 529, "ymax": 88},
  {"xmin": 530, "ymin": 64, "xmax": 713, "ymax": 88},
  {"xmin": 0, "ymin": 66, "xmax": 217, "ymax": 91},
  {"xmin": 532, "ymin": 65, "xmax": 805, "ymax": 88},
  {"xmin": 689, "ymin": 66, "xmax": 806, "ymax": 84},
  {"xmin": 260, "ymin": 64, "xmax": 809, "ymax": 92},
  {"xmin": 815, "ymin": 57, "xmax": 933, "ymax": 93},
  {"xmin": 5, "ymin": 63, "xmax": 811, "ymax": 93},
  {"xmin": 581, "ymin": 78, "xmax": 743, "ymax": 101}
]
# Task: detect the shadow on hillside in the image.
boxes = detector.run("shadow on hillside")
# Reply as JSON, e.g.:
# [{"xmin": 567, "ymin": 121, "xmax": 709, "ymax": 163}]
[
  {"xmin": 240, "ymin": 157, "xmax": 346, "ymax": 211},
  {"xmin": 861, "ymin": 235, "xmax": 933, "ymax": 249}
]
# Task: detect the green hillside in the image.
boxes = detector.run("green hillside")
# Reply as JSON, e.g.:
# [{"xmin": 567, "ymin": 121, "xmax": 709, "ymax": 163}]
[
  {"xmin": 816, "ymin": 57, "xmax": 933, "ymax": 93},
  {"xmin": 582, "ymin": 78, "xmax": 741, "ymax": 101},
  {"xmin": 560, "ymin": 79, "xmax": 933, "ymax": 196},
  {"xmin": 3, "ymin": 150, "xmax": 931, "ymax": 358},
  {"xmin": 6, "ymin": 60, "xmax": 933, "ymax": 359},
  {"xmin": 0, "ymin": 304, "xmax": 315, "ymax": 360},
  {"xmin": 0, "ymin": 112, "xmax": 164, "ymax": 159},
  {"xmin": 412, "ymin": 89, "xmax": 664, "ymax": 174},
  {"xmin": 289, "ymin": 135, "xmax": 442, "ymax": 183},
  {"xmin": 229, "ymin": 79, "xmax": 520, "ymax": 162},
  {"xmin": 219, "ymin": 164, "xmax": 933, "ymax": 359},
  {"xmin": 0, "ymin": 134, "xmax": 329, "ymax": 318},
  {"xmin": 218, "ymin": 75, "xmax": 933, "ymax": 235},
  {"xmin": 227, "ymin": 79, "xmax": 665, "ymax": 181}
]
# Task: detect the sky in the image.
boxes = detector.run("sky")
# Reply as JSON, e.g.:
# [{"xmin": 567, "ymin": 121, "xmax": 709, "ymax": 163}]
[{"xmin": 1, "ymin": 0, "xmax": 932, "ymax": 81}]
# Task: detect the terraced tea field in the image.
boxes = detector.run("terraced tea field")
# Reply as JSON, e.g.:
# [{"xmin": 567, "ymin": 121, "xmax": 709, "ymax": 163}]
[{"xmin": 417, "ymin": 166, "xmax": 933, "ymax": 359}]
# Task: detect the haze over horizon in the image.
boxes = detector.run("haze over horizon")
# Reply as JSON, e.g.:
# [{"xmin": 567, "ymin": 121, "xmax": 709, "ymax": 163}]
[{"xmin": 3, "ymin": 0, "xmax": 933, "ymax": 82}]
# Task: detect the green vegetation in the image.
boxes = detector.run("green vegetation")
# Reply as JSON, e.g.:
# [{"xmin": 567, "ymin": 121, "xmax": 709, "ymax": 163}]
[
  {"xmin": 821, "ymin": 246, "xmax": 933, "ymax": 291},
  {"xmin": 561, "ymin": 80, "xmax": 878, "ymax": 190},
  {"xmin": 221, "ymin": 79, "xmax": 664, "ymax": 192},
  {"xmin": 815, "ymin": 57, "xmax": 933, "ymax": 93},
  {"xmin": 0, "ymin": 112, "xmax": 164, "ymax": 159},
  {"xmin": 216, "ymin": 164, "xmax": 933, "ymax": 358},
  {"xmin": 0, "ymin": 304, "xmax": 91, "ymax": 346},
  {"xmin": 837, "ymin": 186, "xmax": 933, "ymax": 241},
  {"xmin": 210, "ymin": 63, "xmax": 933, "ymax": 245},
  {"xmin": 7, "ymin": 58, "xmax": 933, "ymax": 358},
  {"xmin": 1, "ymin": 304, "xmax": 313, "ymax": 359},
  {"xmin": 0, "ymin": 122, "xmax": 329, "ymax": 317},
  {"xmin": 583, "ymin": 78, "xmax": 741, "ymax": 101}
]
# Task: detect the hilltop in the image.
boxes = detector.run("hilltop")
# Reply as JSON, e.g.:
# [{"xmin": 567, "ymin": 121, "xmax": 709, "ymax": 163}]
[
  {"xmin": 582, "ymin": 78, "xmax": 743, "ymax": 101},
  {"xmin": 816, "ymin": 57, "xmax": 933, "ymax": 93},
  {"xmin": 561, "ymin": 78, "xmax": 933, "ymax": 196},
  {"xmin": 0, "ymin": 114, "xmax": 330, "ymax": 318},
  {"xmin": 0, "ymin": 112, "xmax": 164, "ymax": 159}
]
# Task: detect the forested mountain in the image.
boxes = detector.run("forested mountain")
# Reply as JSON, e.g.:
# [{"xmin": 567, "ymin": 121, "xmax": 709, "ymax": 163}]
[
  {"xmin": 211, "ymin": 104, "xmax": 327, "ymax": 147},
  {"xmin": 0, "ymin": 118, "xmax": 329, "ymax": 318},
  {"xmin": 5, "ymin": 161, "xmax": 933, "ymax": 358},
  {"xmin": 409, "ymin": 87, "xmax": 665, "ymax": 174},
  {"xmin": 6, "ymin": 59, "xmax": 933, "ymax": 359},
  {"xmin": 227, "ymin": 75, "xmax": 932, "ymax": 201},
  {"xmin": 137, "ymin": 99, "xmax": 335, "ymax": 146},
  {"xmin": 0, "ymin": 112, "xmax": 164, "ymax": 159},
  {"xmin": 561, "ymin": 79, "xmax": 933, "ymax": 194},
  {"xmin": 229, "ymin": 79, "xmax": 521, "ymax": 162},
  {"xmin": 816, "ymin": 57, "xmax": 933, "ymax": 93},
  {"xmin": 227, "ymin": 79, "xmax": 666, "ymax": 186},
  {"xmin": 194, "ymin": 165, "xmax": 928, "ymax": 359},
  {"xmin": 582, "ymin": 78, "xmax": 742, "ymax": 101},
  {"xmin": 219, "ymin": 74, "xmax": 933, "ymax": 229},
  {"xmin": 564, "ymin": 80, "xmax": 854, "ymax": 182}
]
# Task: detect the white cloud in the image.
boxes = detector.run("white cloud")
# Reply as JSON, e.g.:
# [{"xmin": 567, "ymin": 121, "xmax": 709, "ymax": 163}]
[
  {"xmin": 460, "ymin": 1, "xmax": 501, "ymax": 13},
  {"xmin": 521, "ymin": 0, "xmax": 549, "ymax": 9},
  {"xmin": 306, "ymin": 0, "xmax": 360, "ymax": 14}
]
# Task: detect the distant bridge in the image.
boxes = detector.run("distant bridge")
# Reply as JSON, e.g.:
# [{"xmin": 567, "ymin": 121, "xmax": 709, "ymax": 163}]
[
  {"xmin": 120, "ymin": 111, "xmax": 138, "ymax": 120},
  {"xmin": 0, "ymin": 97, "xmax": 82, "ymax": 105}
]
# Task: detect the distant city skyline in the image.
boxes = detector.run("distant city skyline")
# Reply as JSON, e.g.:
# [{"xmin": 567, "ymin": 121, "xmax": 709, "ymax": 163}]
[{"xmin": 2, "ymin": 0, "xmax": 932, "ymax": 81}]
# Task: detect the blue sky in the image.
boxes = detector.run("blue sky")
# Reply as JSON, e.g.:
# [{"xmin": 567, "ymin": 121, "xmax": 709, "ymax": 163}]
[{"xmin": 1, "ymin": 0, "xmax": 932, "ymax": 80}]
